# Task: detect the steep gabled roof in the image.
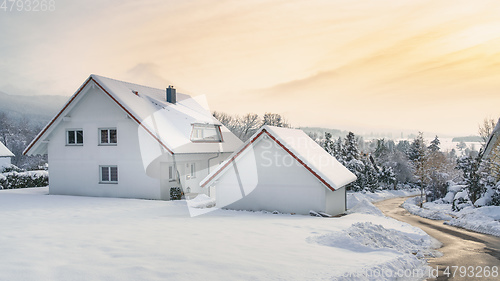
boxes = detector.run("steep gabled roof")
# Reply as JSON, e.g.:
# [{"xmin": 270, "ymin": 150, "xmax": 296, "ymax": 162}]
[
  {"xmin": 200, "ymin": 125, "xmax": 357, "ymax": 191},
  {"xmin": 0, "ymin": 141, "xmax": 14, "ymax": 157},
  {"xmin": 483, "ymin": 118, "xmax": 500, "ymax": 158},
  {"xmin": 24, "ymin": 74, "xmax": 242, "ymax": 156}
]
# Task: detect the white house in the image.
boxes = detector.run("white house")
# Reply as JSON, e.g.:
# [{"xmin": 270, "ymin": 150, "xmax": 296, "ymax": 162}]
[
  {"xmin": 200, "ymin": 125, "xmax": 357, "ymax": 215},
  {"xmin": 24, "ymin": 74, "xmax": 243, "ymax": 200},
  {"xmin": 0, "ymin": 141, "xmax": 14, "ymax": 169}
]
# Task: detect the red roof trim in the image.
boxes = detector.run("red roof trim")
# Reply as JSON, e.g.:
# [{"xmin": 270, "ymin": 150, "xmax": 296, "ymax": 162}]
[
  {"xmin": 262, "ymin": 130, "xmax": 336, "ymax": 191},
  {"xmin": 200, "ymin": 129, "xmax": 265, "ymax": 187},
  {"xmin": 91, "ymin": 78, "xmax": 174, "ymax": 155},
  {"xmin": 201, "ymin": 128, "xmax": 336, "ymax": 191},
  {"xmin": 23, "ymin": 77, "xmax": 93, "ymax": 155}
]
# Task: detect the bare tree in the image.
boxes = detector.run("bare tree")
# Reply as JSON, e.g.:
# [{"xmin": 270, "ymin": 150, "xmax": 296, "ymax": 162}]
[
  {"xmin": 239, "ymin": 113, "xmax": 260, "ymax": 141},
  {"xmin": 262, "ymin": 113, "xmax": 290, "ymax": 128},
  {"xmin": 213, "ymin": 111, "xmax": 240, "ymax": 133},
  {"xmin": 479, "ymin": 117, "xmax": 498, "ymax": 146}
]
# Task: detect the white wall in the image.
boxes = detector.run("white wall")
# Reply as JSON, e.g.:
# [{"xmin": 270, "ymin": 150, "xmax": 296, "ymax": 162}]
[
  {"xmin": 214, "ymin": 135, "xmax": 346, "ymax": 215},
  {"xmin": 325, "ymin": 187, "xmax": 345, "ymax": 215},
  {"xmin": 47, "ymin": 85, "xmax": 161, "ymax": 199},
  {"xmin": 154, "ymin": 152, "xmax": 232, "ymax": 198}
]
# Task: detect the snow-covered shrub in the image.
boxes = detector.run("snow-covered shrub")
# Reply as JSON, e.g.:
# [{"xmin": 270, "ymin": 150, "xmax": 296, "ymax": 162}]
[
  {"xmin": 491, "ymin": 191, "xmax": 500, "ymax": 206},
  {"xmin": 0, "ymin": 171, "xmax": 48, "ymax": 189},
  {"xmin": 1, "ymin": 164, "xmax": 24, "ymax": 173},
  {"xmin": 490, "ymin": 182, "xmax": 500, "ymax": 206},
  {"xmin": 170, "ymin": 187, "xmax": 182, "ymax": 200},
  {"xmin": 452, "ymin": 190, "xmax": 472, "ymax": 211}
]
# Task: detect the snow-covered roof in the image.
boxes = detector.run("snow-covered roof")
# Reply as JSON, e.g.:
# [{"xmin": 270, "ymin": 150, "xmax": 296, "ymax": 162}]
[
  {"xmin": 0, "ymin": 141, "xmax": 14, "ymax": 157},
  {"xmin": 200, "ymin": 125, "xmax": 357, "ymax": 191},
  {"xmin": 483, "ymin": 118, "xmax": 500, "ymax": 158},
  {"xmin": 24, "ymin": 74, "xmax": 242, "ymax": 156}
]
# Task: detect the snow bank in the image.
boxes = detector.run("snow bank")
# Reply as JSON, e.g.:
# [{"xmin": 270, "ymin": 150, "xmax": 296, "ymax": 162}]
[
  {"xmin": 445, "ymin": 206, "xmax": 500, "ymax": 237},
  {"xmin": 402, "ymin": 197, "xmax": 453, "ymax": 221},
  {"xmin": 186, "ymin": 194, "xmax": 216, "ymax": 208},
  {"xmin": 347, "ymin": 189, "xmax": 420, "ymax": 216},
  {"xmin": 309, "ymin": 222, "xmax": 434, "ymax": 280},
  {"xmin": 402, "ymin": 197, "xmax": 500, "ymax": 237},
  {"xmin": 347, "ymin": 193, "xmax": 384, "ymax": 216},
  {"xmin": 310, "ymin": 222, "xmax": 434, "ymax": 257}
]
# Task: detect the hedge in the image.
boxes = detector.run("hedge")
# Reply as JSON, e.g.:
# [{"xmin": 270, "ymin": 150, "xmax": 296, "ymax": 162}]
[{"xmin": 0, "ymin": 171, "xmax": 49, "ymax": 189}]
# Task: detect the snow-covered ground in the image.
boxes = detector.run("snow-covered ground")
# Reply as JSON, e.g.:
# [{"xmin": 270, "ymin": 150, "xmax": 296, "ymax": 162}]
[
  {"xmin": 0, "ymin": 187, "xmax": 436, "ymax": 281},
  {"xmin": 402, "ymin": 197, "xmax": 500, "ymax": 237}
]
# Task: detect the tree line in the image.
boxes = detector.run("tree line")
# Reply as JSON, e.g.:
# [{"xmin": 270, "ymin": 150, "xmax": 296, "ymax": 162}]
[{"xmin": 0, "ymin": 111, "xmax": 46, "ymax": 170}]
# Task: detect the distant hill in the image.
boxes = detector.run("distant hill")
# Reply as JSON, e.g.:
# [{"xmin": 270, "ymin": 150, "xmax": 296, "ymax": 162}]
[
  {"xmin": 300, "ymin": 126, "xmax": 349, "ymax": 139},
  {"xmin": 0, "ymin": 91, "xmax": 67, "ymax": 127},
  {"xmin": 452, "ymin": 136, "xmax": 482, "ymax": 142}
]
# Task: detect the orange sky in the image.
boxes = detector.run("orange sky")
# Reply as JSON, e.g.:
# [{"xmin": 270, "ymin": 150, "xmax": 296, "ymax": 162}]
[{"xmin": 1, "ymin": 0, "xmax": 500, "ymax": 136}]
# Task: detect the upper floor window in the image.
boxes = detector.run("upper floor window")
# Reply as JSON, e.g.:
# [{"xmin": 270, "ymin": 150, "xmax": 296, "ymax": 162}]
[
  {"xmin": 67, "ymin": 129, "xmax": 83, "ymax": 145},
  {"xmin": 99, "ymin": 128, "xmax": 117, "ymax": 145},
  {"xmin": 190, "ymin": 124, "xmax": 222, "ymax": 142}
]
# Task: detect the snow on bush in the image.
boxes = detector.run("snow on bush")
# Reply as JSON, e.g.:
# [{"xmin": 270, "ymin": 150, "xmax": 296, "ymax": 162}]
[
  {"xmin": 402, "ymin": 196, "xmax": 500, "ymax": 237},
  {"xmin": 0, "ymin": 170, "xmax": 48, "ymax": 189},
  {"xmin": 445, "ymin": 206, "xmax": 500, "ymax": 237}
]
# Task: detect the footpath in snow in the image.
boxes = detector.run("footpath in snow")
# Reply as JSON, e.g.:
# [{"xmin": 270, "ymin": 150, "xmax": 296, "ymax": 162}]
[
  {"xmin": 0, "ymin": 187, "xmax": 436, "ymax": 281},
  {"xmin": 402, "ymin": 197, "xmax": 500, "ymax": 237}
]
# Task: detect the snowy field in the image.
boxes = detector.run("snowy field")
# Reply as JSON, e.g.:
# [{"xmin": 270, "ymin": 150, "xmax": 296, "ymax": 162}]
[
  {"xmin": 0, "ymin": 187, "xmax": 435, "ymax": 281},
  {"xmin": 403, "ymin": 197, "xmax": 500, "ymax": 237}
]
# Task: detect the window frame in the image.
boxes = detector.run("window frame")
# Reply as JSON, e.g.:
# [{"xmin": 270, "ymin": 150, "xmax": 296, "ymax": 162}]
[
  {"xmin": 99, "ymin": 165, "xmax": 118, "ymax": 184},
  {"xmin": 168, "ymin": 165, "xmax": 175, "ymax": 181},
  {"xmin": 190, "ymin": 124, "xmax": 223, "ymax": 143},
  {"xmin": 190, "ymin": 163, "xmax": 196, "ymax": 179},
  {"xmin": 66, "ymin": 129, "xmax": 84, "ymax": 146},
  {"xmin": 98, "ymin": 128, "xmax": 117, "ymax": 146}
]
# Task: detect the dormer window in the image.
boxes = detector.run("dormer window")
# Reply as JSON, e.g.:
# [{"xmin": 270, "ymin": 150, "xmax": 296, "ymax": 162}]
[{"xmin": 190, "ymin": 124, "xmax": 222, "ymax": 142}]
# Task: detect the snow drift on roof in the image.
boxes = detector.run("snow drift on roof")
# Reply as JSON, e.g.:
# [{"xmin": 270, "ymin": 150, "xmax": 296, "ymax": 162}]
[{"xmin": 24, "ymin": 74, "xmax": 242, "ymax": 156}]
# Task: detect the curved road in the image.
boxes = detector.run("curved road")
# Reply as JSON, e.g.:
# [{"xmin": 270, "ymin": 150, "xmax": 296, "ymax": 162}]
[{"xmin": 374, "ymin": 196, "xmax": 500, "ymax": 280}]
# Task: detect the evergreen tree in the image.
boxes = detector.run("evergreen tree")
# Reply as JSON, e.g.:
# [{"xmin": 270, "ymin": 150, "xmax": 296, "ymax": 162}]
[
  {"xmin": 322, "ymin": 132, "xmax": 334, "ymax": 155},
  {"xmin": 363, "ymin": 157, "xmax": 379, "ymax": 192},
  {"xmin": 428, "ymin": 136, "xmax": 440, "ymax": 152},
  {"xmin": 409, "ymin": 132, "xmax": 426, "ymax": 163},
  {"xmin": 457, "ymin": 152, "xmax": 486, "ymax": 205},
  {"xmin": 378, "ymin": 165, "xmax": 396, "ymax": 189},
  {"xmin": 396, "ymin": 140, "xmax": 411, "ymax": 156},
  {"xmin": 344, "ymin": 132, "xmax": 360, "ymax": 162}
]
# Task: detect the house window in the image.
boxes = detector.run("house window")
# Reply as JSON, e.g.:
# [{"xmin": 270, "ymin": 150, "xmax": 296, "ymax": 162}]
[
  {"xmin": 168, "ymin": 165, "xmax": 175, "ymax": 181},
  {"xmin": 190, "ymin": 163, "xmax": 196, "ymax": 179},
  {"xmin": 67, "ymin": 130, "xmax": 83, "ymax": 145},
  {"xmin": 99, "ymin": 128, "xmax": 117, "ymax": 145},
  {"xmin": 100, "ymin": 166, "xmax": 118, "ymax": 183},
  {"xmin": 190, "ymin": 124, "xmax": 222, "ymax": 142}
]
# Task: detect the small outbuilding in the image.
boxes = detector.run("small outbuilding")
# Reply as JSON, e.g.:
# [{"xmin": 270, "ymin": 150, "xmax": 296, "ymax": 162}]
[
  {"xmin": 200, "ymin": 125, "xmax": 356, "ymax": 216},
  {"xmin": 0, "ymin": 141, "xmax": 14, "ymax": 169}
]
